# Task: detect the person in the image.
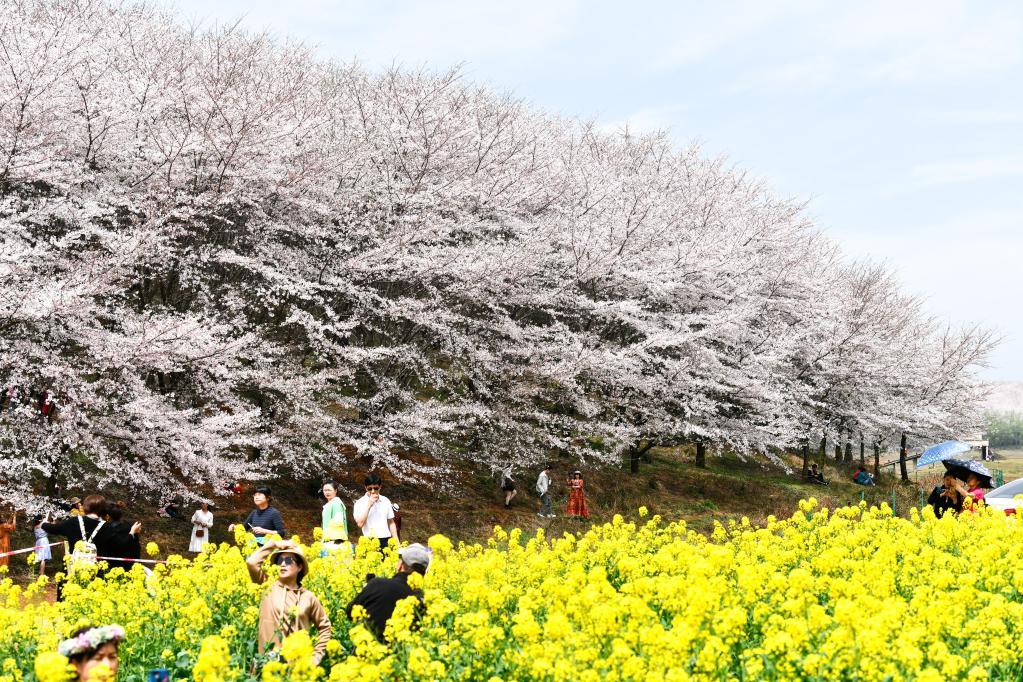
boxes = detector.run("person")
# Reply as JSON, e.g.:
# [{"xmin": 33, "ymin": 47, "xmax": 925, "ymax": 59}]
[
  {"xmin": 246, "ymin": 539, "xmax": 331, "ymax": 665},
  {"xmin": 501, "ymin": 469, "xmax": 517, "ymax": 508},
  {"xmin": 345, "ymin": 543, "xmax": 431, "ymax": 641},
  {"xmin": 808, "ymin": 464, "xmax": 828, "ymax": 485},
  {"xmin": 189, "ymin": 502, "xmax": 214, "ymax": 553},
  {"xmin": 927, "ymin": 473, "xmax": 964, "ymax": 518},
  {"xmin": 353, "ymin": 474, "xmax": 398, "ymax": 550},
  {"xmin": 392, "ymin": 503, "xmax": 403, "ymax": 538},
  {"xmin": 0, "ymin": 511, "xmax": 15, "ymax": 569},
  {"xmin": 58, "ymin": 624, "xmax": 124, "ymax": 681},
  {"xmin": 42, "ymin": 495, "xmax": 142, "ymax": 570},
  {"xmin": 66, "ymin": 497, "xmax": 84, "ymax": 516},
  {"xmin": 566, "ymin": 471, "xmax": 589, "ymax": 519},
  {"xmin": 229, "ymin": 487, "xmax": 285, "ymax": 545},
  {"xmin": 536, "ymin": 464, "xmax": 554, "ymax": 518},
  {"xmin": 320, "ymin": 481, "xmax": 349, "ymax": 550},
  {"xmin": 106, "ymin": 502, "xmax": 143, "ymax": 572},
  {"xmin": 852, "ymin": 467, "xmax": 875, "ymax": 486},
  {"xmin": 158, "ymin": 498, "xmax": 182, "ymax": 520},
  {"xmin": 955, "ymin": 473, "xmax": 988, "ymax": 510},
  {"xmin": 33, "ymin": 514, "xmax": 52, "ymax": 576}
]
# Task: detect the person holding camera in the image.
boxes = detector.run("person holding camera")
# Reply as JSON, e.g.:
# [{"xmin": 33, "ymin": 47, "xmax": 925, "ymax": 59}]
[{"xmin": 353, "ymin": 474, "xmax": 398, "ymax": 550}]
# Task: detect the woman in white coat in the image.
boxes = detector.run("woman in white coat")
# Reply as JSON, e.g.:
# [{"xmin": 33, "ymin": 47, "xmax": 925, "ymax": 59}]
[{"xmin": 188, "ymin": 502, "xmax": 213, "ymax": 552}]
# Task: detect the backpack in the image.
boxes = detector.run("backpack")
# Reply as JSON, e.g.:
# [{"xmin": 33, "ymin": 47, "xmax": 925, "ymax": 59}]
[{"xmin": 71, "ymin": 515, "xmax": 105, "ymax": 567}]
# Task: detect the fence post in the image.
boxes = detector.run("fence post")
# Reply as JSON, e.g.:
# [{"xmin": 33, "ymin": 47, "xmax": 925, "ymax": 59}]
[{"xmin": 891, "ymin": 487, "xmax": 897, "ymax": 516}]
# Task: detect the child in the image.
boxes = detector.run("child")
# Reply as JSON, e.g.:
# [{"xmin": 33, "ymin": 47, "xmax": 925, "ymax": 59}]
[
  {"xmin": 33, "ymin": 514, "xmax": 52, "ymax": 576},
  {"xmin": 246, "ymin": 540, "xmax": 332, "ymax": 665},
  {"xmin": 58, "ymin": 624, "xmax": 124, "ymax": 681}
]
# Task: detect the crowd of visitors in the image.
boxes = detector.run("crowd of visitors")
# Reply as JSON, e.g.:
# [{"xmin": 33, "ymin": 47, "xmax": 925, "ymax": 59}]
[
  {"xmin": 21, "ymin": 455, "xmax": 1007, "ymax": 674},
  {"xmin": 1, "ymin": 385, "xmax": 62, "ymax": 422}
]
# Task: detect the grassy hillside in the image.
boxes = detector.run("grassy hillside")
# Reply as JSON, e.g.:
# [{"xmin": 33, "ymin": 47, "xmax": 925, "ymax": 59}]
[{"xmin": 6, "ymin": 447, "xmax": 964, "ymax": 591}]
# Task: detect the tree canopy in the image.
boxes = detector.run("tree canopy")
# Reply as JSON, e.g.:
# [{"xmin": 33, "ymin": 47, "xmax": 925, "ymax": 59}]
[{"xmin": 0, "ymin": 0, "xmax": 995, "ymax": 509}]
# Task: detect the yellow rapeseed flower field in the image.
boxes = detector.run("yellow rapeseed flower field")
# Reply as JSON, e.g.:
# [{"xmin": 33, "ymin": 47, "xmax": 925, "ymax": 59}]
[{"xmin": 2, "ymin": 499, "xmax": 1023, "ymax": 681}]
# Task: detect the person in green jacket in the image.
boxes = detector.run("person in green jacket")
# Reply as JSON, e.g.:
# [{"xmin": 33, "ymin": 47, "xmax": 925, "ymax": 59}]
[{"xmin": 321, "ymin": 480, "xmax": 350, "ymax": 554}]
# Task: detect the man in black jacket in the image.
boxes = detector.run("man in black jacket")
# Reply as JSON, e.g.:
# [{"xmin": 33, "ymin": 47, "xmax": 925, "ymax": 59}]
[{"xmin": 346, "ymin": 543, "xmax": 431, "ymax": 641}]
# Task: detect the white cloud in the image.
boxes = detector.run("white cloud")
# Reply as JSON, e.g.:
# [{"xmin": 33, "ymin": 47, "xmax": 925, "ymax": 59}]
[
  {"xmin": 174, "ymin": 0, "xmax": 584, "ymax": 69},
  {"xmin": 907, "ymin": 157, "xmax": 1023, "ymax": 189},
  {"xmin": 645, "ymin": 0, "xmax": 801, "ymax": 73},
  {"xmin": 597, "ymin": 105, "xmax": 689, "ymax": 136},
  {"xmin": 923, "ymin": 109, "xmax": 1023, "ymax": 125}
]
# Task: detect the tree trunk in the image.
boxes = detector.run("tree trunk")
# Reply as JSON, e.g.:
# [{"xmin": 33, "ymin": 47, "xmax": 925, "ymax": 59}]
[
  {"xmin": 819, "ymin": 436, "xmax": 827, "ymax": 465},
  {"xmin": 844, "ymin": 436, "xmax": 853, "ymax": 463},
  {"xmin": 834, "ymin": 432, "xmax": 843, "ymax": 463},
  {"xmin": 695, "ymin": 441, "xmax": 706, "ymax": 468},
  {"xmin": 628, "ymin": 440, "xmax": 656, "ymax": 474},
  {"xmin": 874, "ymin": 441, "xmax": 881, "ymax": 478},
  {"xmin": 899, "ymin": 432, "xmax": 909, "ymax": 483},
  {"xmin": 801, "ymin": 442, "xmax": 809, "ymax": 479},
  {"xmin": 859, "ymin": 433, "xmax": 865, "ymax": 467}
]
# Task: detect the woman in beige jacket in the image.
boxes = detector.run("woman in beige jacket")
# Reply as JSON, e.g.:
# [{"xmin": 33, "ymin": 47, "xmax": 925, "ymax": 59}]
[{"xmin": 246, "ymin": 539, "xmax": 332, "ymax": 665}]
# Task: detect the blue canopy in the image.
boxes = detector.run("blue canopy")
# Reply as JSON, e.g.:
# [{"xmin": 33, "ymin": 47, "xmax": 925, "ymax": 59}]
[{"xmin": 916, "ymin": 440, "xmax": 973, "ymax": 467}]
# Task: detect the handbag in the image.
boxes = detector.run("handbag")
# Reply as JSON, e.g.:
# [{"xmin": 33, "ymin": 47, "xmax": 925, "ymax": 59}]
[{"xmin": 195, "ymin": 528, "xmax": 205, "ymax": 538}]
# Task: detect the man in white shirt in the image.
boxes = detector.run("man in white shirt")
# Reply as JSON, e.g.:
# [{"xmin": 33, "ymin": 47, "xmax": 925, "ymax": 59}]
[
  {"xmin": 536, "ymin": 464, "xmax": 554, "ymax": 518},
  {"xmin": 353, "ymin": 473, "xmax": 399, "ymax": 550}
]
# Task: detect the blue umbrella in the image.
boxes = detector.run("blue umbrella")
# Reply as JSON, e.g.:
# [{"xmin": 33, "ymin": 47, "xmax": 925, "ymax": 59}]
[{"xmin": 916, "ymin": 440, "xmax": 972, "ymax": 468}]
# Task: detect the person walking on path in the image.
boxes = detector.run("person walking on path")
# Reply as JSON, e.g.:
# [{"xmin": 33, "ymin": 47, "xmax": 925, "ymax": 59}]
[
  {"xmin": 189, "ymin": 502, "xmax": 214, "ymax": 553},
  {"xmin": 501, "ymin": 469, "xmax": 517, "ymax": 508},
  {"xmin": 536, "ymin": 465, "xmax": 554, "ymax": 518},
  {"xmin": 229, "ymin": 487, "xmax": 285, "ymax": 545},
  {"xmin": 320, "ymin": 481, "xmax": 350, "ymax": 552},
  {"xmin": 246, "ymin": 539, "xmax": 331, "ymax": 665},
  {"xmin": 345, "ymin": 543, "xmax": 431, "ymax": 641},
  {"xmin": 33, "ymin": 514, "xmax": 52, "ymax": 576},
  {"xmin": 353, "ymin": 474, "xmax": 398, "ymax": 550},
  {"xmin": 566, "ymin": 470, "xmax": 589, "ymax": 519},
  {"xmin": 0, "ymin": 511, "xmax": 15, "ymax": 569}
]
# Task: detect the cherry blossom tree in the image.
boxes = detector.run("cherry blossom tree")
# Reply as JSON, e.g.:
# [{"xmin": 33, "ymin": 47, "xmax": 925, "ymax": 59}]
[{"xmin": 0, "ymin": 0, "xmax": 995, "ymax": 509}]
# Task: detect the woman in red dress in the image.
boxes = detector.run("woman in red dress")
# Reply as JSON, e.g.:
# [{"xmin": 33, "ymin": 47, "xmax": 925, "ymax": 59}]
[
  {"xmin": 566, "ymin": 471, "xmax": 589, "ymax": 519},
  {"xmin": 0, "ymin": 511, "xmax": 16, "ymax": 569}
]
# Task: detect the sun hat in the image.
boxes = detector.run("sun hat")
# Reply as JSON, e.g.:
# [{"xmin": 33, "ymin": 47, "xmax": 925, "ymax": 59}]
[
  {"xmin": 398, "ymin": 543, "xmax": 432, "ymax": 570},
  {"xmin": 270, "ymin": 543, "xmax": 308, "ymax": 580}
]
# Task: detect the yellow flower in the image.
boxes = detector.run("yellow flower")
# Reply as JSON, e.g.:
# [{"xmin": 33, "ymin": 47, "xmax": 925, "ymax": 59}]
[
  {"xmin": 193, "ymin": 635, "xmax": 231, "ymax": 682},
  {"xmin": 33, "ymin": 653, "xmax": 74, "ymax": 682},
  {"xmin": 146, "ymin": 542, "xmax": 160, "ymax": 557},
  {"xmin": 84, "ymin": 662, "xmax": 113, "ymax": 682}
]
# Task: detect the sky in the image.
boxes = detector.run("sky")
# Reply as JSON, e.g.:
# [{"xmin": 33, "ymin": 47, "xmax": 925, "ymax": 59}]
[{"xmin": 167, "ymin": 0, "xmax": 1023, "ymax": 380}]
